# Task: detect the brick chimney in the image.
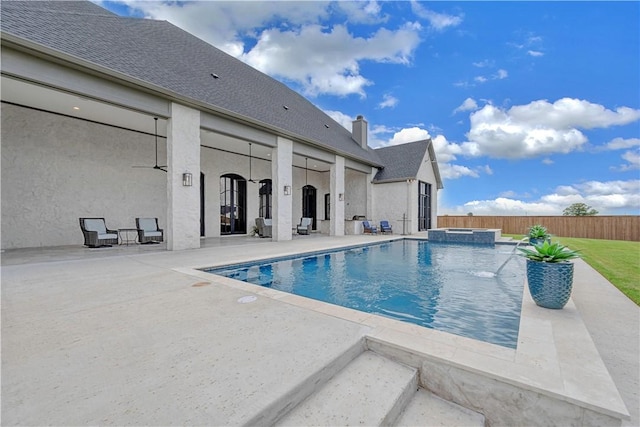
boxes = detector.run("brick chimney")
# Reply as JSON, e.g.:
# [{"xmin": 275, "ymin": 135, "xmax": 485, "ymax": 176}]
[{"xmin": 352, "ymin": 115, "xmax": 368, "ymax": 149}]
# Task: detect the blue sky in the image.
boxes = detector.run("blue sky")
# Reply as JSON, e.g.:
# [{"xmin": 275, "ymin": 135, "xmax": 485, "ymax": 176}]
[{"xmin": 96, "ymin": 1, "xmax": 640, "ymax": 215}]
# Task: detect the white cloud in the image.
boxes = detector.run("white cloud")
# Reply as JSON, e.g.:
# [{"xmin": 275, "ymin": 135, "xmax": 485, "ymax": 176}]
[
  {"xmin": 495, "ymin": 69, "xmax": 508, "ymax": 79},
  {"xmin": 410, "ymin": 2, "xmax": 463, "ymax": 31},
  {"xmin": 619, "ymin": 150, "xmax": 640, "ymax": 171},
  {"xmin": 472, "ymin": 59, "xmax": 493, "ymax": 68},
  {"xmin": 598, "ymin": 137, "xmax": 640, "ymax": 151},
  {"xmin": 542, "ymin": 158, "xmax": 554, "ymax": 165},
  {"xmin": 430, "ymin": 134, "xmax": 492, "ymax": 180},
  {"xmin": 241, "ymin": 22, "xmax": 421, "ymax": 97},
  {"xmin": 463, "ymin": 98, "xmax": 640, "ymax": 159},
  {"xmin": 378, "ymin": 94, "xmax": 399, "ymax": 109},
  {"xmin": 527, "ymin": 50, "xmax": 544, "ymax": 57},
  {"xmin": 442, "ymin": 179, "xmax": 640, "ymax": 215},
  {"xmin": 453, "ymin": 97, "xmax": 478, "ymax": 114},
  {"xmin": 461, "ymin": 68, "xmax": 508, "ymax": 87},
  {"xmin": 439, "ymin": 164, "xmax": 478, "ymax": 179},
  {"xmin": 387, "ymin": 127, "xmax": 431, "ymax": 146}
]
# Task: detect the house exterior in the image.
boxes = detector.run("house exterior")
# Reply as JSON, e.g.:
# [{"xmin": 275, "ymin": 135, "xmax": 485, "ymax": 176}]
[{"xmin": 0, "ymin": 0, "xmax": 442, "ymax": 251}]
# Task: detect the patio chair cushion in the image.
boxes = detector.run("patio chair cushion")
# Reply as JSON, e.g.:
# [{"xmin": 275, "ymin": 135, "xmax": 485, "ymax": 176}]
[
  {"xmin": 138, "ymin": 218, "xmax": 159, "ymax": 232},
  {"xmin": 98, "ymin": 233, "xmax": 118, "ymax": 239},
  {"xmin": 84, "ymin": 219, "xmax": 107, "ymax": 233},
  {"xmin": 142, "ymin": 231, "xmax": 162, "ymax": 237}
]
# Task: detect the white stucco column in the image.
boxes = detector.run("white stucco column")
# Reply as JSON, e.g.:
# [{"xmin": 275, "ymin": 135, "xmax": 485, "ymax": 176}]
[
  {"xmin": 272, "ymin": 137, "xmax": 293, "ymax": 241},
  {"xmin": 366, "ymin": 167, "xmax": 375, "ymax": 219},
  {"xmin": 330, "ymin": 155, "xmax": 345, "ymax": 236},
  {"xmin": 166, "ymin": 103, "xmax": 200, "ymax": 250},
  {"xmin": 407, "ymin": 179, "xmax": 416, "ymax": 235}
]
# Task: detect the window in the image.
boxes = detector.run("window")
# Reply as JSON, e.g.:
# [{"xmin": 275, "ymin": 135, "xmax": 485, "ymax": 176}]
[
  {"xmin": 418, "ymin": 181, "xmax": 432, "ymax": 231},
  {"xmin": 324, "ymin": 193, "xmax": 330, "ymax": 220},
  {"xmin": 259, "ymin": 179, "xmax": 272, "ymax": 219}
]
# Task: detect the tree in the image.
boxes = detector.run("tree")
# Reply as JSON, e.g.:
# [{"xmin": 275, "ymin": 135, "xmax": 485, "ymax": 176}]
[{"xmin": 563, "ymin": 203, "xmax": 598, "ymax": 216}]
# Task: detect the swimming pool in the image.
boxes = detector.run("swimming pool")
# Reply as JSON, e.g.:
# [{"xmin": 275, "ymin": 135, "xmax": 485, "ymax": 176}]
[{"xmin": 205, "ymin": 239, "xmax": 525, "ymax": 348}]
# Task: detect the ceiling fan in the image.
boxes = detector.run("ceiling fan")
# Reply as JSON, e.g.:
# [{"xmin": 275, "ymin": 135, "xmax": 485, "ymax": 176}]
[
  {"xmin": 132, "ymin": 117, "xmax": 167, "ymax": 173},
  {"xmin": 248, "ymin": 142, "xmax": 256, "ymax": 183}
]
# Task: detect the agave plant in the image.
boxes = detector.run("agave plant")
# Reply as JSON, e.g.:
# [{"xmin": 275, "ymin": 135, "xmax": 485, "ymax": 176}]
[
  {"xmin": 528, "ymin": 224, "xmax": 550, "ymax": 239},
  {"xmin": 518, "ymin": 241, "xmax": 581, "ymax": 263}
]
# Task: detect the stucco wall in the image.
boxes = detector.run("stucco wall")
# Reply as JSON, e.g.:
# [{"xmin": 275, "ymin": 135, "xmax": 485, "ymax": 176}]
[
  {"xmin": 372, "ymin": 181, "xmax": 410, "ymax": 233},
  {"xmin": 1, "ymin": 104, "xmax": 167, "ymax": 249},
  {"xmin": 345, "ymin": 168, "xmax": 368, "ymax": 219}
]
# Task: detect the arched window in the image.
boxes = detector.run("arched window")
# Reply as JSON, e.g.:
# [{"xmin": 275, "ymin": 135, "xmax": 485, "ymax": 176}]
[
  {"xmin": 220, "ymin": 174, "xmax": 247, "ymax": 234},
  {"xmin": 259, "ymin": 179, "xmax": 272, "ymax": 219}
]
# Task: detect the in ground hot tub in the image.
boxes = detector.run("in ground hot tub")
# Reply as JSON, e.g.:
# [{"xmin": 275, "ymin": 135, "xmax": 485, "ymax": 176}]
[{"xmin": 427, "ymin": 228, "xmax": 501, "ymax": 244}]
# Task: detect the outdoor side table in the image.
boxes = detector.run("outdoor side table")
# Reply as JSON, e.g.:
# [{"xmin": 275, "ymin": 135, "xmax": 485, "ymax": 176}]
[{"xmin": 118, "ymin": 228, "xmax": 138, "ymax": 246}]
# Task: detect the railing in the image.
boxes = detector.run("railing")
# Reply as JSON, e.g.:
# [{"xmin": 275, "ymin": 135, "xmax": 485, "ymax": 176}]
[{"xmin": 436, "ymin": 215, "xmax": 640, "ymax": 241}]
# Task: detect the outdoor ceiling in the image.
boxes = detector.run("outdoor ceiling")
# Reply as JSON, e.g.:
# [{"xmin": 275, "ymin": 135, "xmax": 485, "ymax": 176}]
[{"xmin": 1, "ymin": 75, "xmax": 332, "ymax": 171}]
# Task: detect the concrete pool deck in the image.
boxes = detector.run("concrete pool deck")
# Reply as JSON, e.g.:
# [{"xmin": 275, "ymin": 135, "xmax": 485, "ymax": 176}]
[{"xmin": 1, "ymin": 235, "xmax": 637, "ymax": 426}]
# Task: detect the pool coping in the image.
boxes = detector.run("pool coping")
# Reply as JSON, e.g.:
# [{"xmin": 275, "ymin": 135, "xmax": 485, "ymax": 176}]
[{"xmin": 180, "ymin": 236, "xmax": 630, "ymax": 425}]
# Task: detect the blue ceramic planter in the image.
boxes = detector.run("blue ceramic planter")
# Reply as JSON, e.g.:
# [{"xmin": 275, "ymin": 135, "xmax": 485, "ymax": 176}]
[
  {"xmin": 526, "ymin": 259, "xmax": 574, "ymax": 309},
  {"xmin": 529, "ymin": 237, "xmax": 551, "ymax": 246}
]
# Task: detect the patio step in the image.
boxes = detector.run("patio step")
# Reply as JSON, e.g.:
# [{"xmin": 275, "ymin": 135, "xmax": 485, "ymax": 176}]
[
  {"xmin": 274, "ymin": 350, "xmax": 485, "ymax": 426},
  {"xmin": 395, "ymin": 388, "xmax": 485, "ymax": 426},
  {"xmin": 275, "ymin": 350, "xmax": 418, "ymax": 426}
]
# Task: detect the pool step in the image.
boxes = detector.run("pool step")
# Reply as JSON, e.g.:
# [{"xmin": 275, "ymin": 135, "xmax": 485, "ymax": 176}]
[
  {"xmin": 275, "ymin": 351, "xmax": 418, "ymax": 426},
  {"xmin": 396, "ymin": 388, "xmax": 485, "ymax": 426}
]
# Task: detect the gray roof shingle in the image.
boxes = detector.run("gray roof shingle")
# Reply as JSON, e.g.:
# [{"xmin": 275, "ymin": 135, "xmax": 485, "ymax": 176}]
[
  {"xmin": 373, "ymin": 139, "xmax": 436, "ymax": 183},
  {"xmin": 1, "ymin": 1, "xmax": 382, "ymax": 166}
]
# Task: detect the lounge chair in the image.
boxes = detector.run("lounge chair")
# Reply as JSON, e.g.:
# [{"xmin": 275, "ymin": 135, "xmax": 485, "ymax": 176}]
[
  {"xmin": 255, "ymin": 217, "xmax": 272, "ymax": 238},
  {"xmin": 380, "ymin": 220, "xmax": 393, "ymax": 234},
  {"xmin": 297, "ymin": 217, "xmax": 312, "ymax": 235},
  {"xmin": 136, "ymin": 217, "xmax": 164, "ymax": 244},
  {"xmin": 79, "ymin": 217, "xmax": 118, "ymax": 247},
  {"xmin": 362, "ymin": 220, "xmax": 378, "ymax": 234}
]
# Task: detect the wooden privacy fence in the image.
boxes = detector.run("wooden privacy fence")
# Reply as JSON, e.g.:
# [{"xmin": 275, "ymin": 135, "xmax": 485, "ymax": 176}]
[{"xmin": 436, "ymin": 216, "xmax": 640, "ymax": 242}]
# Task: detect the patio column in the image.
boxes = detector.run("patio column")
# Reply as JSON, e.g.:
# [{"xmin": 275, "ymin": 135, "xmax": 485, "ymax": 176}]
[
  {"xmin": 272, "ymin": 136, "xmax": 293, "ymax": 241},
  {"xmin": 330, "ymin": 155, "xmax": 345, "ymax": 236},
  {"xmin": 366, "ymin": 167, "xmax": 375, "ymax": 220},
  {"xmin": 166, "ymin": 103, "xmax": 201, "ymax": 250}
]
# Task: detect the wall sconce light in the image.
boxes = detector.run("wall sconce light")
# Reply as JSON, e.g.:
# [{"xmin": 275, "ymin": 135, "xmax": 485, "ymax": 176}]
[
  {"xmin": 284, "ymin": 185, "xmax": 291, "ymax": 195},
  {"xmin": 182, "ymin": 172, "xmax": 193, "ymax": 187},
  {"xmin": 339, "ymin": 193, "xmax": 344, "ymax": 201}
]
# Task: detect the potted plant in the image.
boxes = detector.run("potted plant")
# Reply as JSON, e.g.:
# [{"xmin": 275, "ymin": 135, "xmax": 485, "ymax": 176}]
[
  {"xmin": 518, "ymin": 241, "xmax": 581, "ymax": 309},
  {"xmin": 250, "ymin": 224, "xmax": 260, "ymax": 237},
  {"xmin": 527, "ymin": 224, "xmax": 551, "ymax": 246}
]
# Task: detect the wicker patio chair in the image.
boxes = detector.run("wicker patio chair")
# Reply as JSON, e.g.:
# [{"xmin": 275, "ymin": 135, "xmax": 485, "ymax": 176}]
[
  {"xmin": 135, "ymin": 217, "xmax": 164, "ymax": 244},
  {"xmin": 297, "ymin": 217, "xmax": 312, "ymax": 235},
  {"xmin": 362, "ymin": 220, "xmax": 378, "ymax": 234},
  {"xmin": 79, "ymin": 217, "xmax": 118, "ymax": 247},
  {"xmin": 255, "ymin": 217, "xmax": 272, "ymax": 238}
]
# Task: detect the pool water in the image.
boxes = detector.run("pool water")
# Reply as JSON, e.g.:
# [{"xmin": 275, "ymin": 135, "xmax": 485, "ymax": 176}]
[{"xmin": 205, "ymin": 240, "xmax": 525, "ymax": 348}]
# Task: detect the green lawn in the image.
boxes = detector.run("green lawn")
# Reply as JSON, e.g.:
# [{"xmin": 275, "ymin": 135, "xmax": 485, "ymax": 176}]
[{"xmin": 504, "ymin": 235, "xmax": 640, "ymax": 306}]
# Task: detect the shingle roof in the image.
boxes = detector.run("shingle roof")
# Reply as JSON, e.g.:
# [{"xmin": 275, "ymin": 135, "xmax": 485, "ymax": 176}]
[
  {"xmin": 373, "ymin": 139, "xmax": 443, "ymax": 188},
  {"xmin": 1, "ymin": 1, "xmax": 382, "ymax": 166}
]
